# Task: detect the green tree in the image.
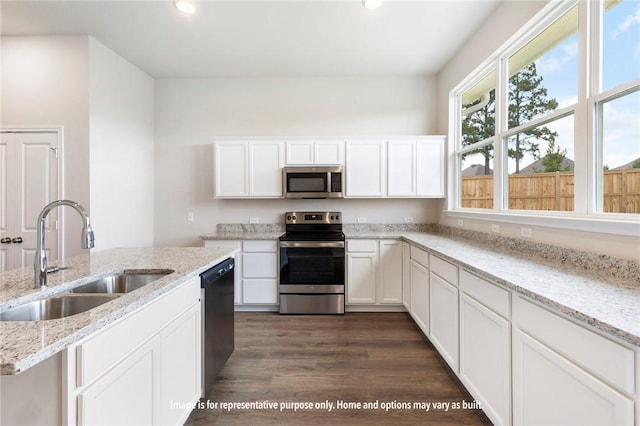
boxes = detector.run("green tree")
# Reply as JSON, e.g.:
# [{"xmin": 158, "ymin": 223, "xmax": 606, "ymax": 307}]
[
  {"xmin": 536, "ymin": 140, "xmax": 571, "ymax": 172},
  {"xmin": 632, "ymin": 159, "xmax": 640, "ymax": 169},
  {"xmin": 508, "ymin": 63, "xmax": 559, "ymax": 173},
  {"xmin": 461, "ymin": 90, "xmax": 495, "ymax": 175},
  {"xmin": 462, "ymin": 63, "xmax": 558, "ymax": 175}
]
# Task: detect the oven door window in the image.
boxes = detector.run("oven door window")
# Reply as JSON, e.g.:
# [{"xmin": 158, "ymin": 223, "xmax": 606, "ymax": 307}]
[
  {"xmin": 280, "ymin": 247, "xmax": 345, "ymax": 285},
  {"xmin": 286, "ymin": 173, "xmax": 328, "ymax": 193}
]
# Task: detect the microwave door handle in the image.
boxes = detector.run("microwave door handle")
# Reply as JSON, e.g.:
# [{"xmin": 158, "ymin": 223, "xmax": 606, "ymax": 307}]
[{"xmin": 327, "ymin": 172, "xmax": 331, "ymax": 191}]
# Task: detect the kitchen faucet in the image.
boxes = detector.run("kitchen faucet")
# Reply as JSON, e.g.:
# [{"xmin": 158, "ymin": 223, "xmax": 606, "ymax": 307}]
[{"xmin": 34, "ymin": 200, "xmax": 95, "ymax": 289}]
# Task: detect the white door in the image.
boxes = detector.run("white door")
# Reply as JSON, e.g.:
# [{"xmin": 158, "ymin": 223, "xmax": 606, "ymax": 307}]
[{"xmin": 0, "ymin": 131, "xmax": 60, "ymax": 272}]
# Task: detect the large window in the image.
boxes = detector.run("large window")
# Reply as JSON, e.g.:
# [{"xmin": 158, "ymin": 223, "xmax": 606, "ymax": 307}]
[{"xmin": 453, "ymin": 0, "xmax": 640, "ymax": 221}]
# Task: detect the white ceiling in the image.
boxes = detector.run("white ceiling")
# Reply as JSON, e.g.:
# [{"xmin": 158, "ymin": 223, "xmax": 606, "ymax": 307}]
[{"xmin": 0, "ymin": 0, "xmax": 500, "ymax": 78}]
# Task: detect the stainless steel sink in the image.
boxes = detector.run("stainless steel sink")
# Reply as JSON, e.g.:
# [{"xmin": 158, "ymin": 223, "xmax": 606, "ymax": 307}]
[
  {"xmin": 70, "ymin": 269, "xmax": 174, "ymax": 294},
  {"xmin": 0, "ymin": 294, "xmax": 121, "ymax": 321}
]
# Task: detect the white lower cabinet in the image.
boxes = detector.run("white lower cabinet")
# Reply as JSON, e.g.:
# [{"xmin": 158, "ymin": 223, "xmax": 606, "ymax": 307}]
[
  {"xmin": 512, "ymin": 296, "xmax": 635, "ymax": 426},
  {"xmin": 69, "ymin": 276, "xmax": 202, "ymax": 426},
  {"xmin": 378, "ymin": 240, "xmax": 403, "ymax": 304},
  {"xmin": 160, "ymin": 305, "xmax": 202, "ymax": 426},
  {"xmin": 459, "ymin": 285, "xmax": 511, "ymax": 425},
  {"xmin": 401, "ymin": 242, "xmax": 411, "ymax": 310},
  {"xmin": 78, "ymin": 337, "xmax": 158, "ymax": 425},
  {"xmin": 241, "ymin": 241, "xmax": 278, "ymax": 305},
  {"xmin": 346, "ymin": 239, "xmax": 403, "ymax": 309},
  {"xmin": 409, "ymin": 249, "xmax": 429, "ymax": 336},
  {"xmin": 429, "ymin": 272, "xmax": 458, "ymax": 371}
]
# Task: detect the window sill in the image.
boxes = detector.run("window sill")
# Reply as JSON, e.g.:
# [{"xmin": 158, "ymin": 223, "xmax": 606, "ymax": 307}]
[{"xmin": 444, "ymin": 209, "xmax": 640, "ymax": 237}]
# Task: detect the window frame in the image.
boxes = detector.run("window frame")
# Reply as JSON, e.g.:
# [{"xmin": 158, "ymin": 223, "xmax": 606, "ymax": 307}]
[{"xmin": 447, "ymin": 0, "xmax": 640, "ymax": 237}]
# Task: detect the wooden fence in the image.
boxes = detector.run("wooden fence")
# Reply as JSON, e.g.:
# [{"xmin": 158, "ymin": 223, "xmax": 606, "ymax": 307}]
[{"xmin": 461, "ymin": 169, "xmax": 640, "ymax": 213}]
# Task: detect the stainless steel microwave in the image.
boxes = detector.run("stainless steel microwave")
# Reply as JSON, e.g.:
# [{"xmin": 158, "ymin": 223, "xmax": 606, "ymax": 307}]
[{"xmin": 283, "ymin": 166, "xmax": 344, "ymax": 199}]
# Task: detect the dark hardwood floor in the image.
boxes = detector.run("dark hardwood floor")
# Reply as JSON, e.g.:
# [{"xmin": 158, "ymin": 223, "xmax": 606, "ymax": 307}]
[{"xmin": 185, "ymin": 312, "xmax": 492, "ymax": 425}]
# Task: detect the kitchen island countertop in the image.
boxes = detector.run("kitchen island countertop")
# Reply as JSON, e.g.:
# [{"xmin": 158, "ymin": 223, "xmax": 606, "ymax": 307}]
[{"xmin": 0, "ymin": 246, "xmax": 239, "ymax": 375}]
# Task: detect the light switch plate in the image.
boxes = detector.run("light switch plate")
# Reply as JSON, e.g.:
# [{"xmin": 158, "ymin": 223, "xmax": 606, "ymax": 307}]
[{"xmin": 249, "ymin": 217, "xmax": 259, "ymax": 224}]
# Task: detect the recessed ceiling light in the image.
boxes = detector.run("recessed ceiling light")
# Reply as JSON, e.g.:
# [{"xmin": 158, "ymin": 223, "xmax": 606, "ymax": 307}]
[
  {"xmin": 175, "ymin": 0, "xmax": 196, "ymax": 14},
  {"xmin": 362, "ymin": 0, "xmax": 383, "ymax": 10}
]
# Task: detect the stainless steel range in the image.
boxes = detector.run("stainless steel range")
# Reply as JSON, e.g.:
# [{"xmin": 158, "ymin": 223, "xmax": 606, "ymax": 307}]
[{"xmin": 279, "ymin": 211, "xmax": 345, "ymax": 314}]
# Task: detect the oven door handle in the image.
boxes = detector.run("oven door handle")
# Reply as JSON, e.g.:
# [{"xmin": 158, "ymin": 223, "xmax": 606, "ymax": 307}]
[{"xmin": 279, "ymin": 241, "xmax": 345, "ymax": 248}]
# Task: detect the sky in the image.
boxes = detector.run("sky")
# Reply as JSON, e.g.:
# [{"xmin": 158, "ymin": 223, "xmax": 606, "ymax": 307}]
[{"xmin": 531, "ymin": 0, "xmax": 640, "ymax": 171}]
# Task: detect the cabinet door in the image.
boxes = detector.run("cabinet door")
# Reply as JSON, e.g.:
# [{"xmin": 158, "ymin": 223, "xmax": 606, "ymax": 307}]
[
  {"xmin": 402, "ymin": 242, "xmax": 411, "ymax": 310},
  {"xmin": 459, "ymin": 293, "xmax": 511, "ymax": 426},
  {"xmin": 347, "ymin": 252, "xmax": 377, "ymax": 304},
  {"xmin": 416, "ymin": 138, "xmax": 444, "ymax": 197},
  {"xmin": 214, "ymin": 142, "xmax": 249, "ymax": 198},
  {"xmin": 345, "ymin": 141, "xmax": 386, "ymax": 197},
  {"xmin": 249, "ymin": 142, "xmax": 283, "ymax": 197},
  {"xmin": 286, "ymin": 141, "xmax": 314, "ymax": 164},
  {"xmin": 315, "ymin": 140, "xmax": 344, "ymax": 165},
  {"xmin": 160, "ymin": 303, "xmax": 201, "ymax": 426},
  {"xmin": 409, "ymin": 259, "xmax": 429, "ymax": 336},
  {"xmin": 513, "ymin": 329, "xmax": 633, "ymax": 426},
  {"xmin": 429, "ymin": 273, "xmax": 459, "ymax": 371},
  {"xmin": 378, "ymin": 240, "xmax": 403, "ymax": 304},
  {"xmin": 78, "ymin": 338, "xmax": 158, "ymax": 426},
  {"xmin": 387, "ymin": 140, "xmax": 416, "ymax": 197}
]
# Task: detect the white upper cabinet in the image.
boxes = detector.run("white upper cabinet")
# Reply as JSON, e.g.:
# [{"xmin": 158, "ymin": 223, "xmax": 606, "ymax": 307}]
[
  {"xmin": 215, "ymin": 136, "xmax": 443, "ymax": 199},
  {"xmin": 387, "ymin": 140, "xmax": 416, "ymax": 197},
  {"xmin": 214, "ymin": 141, "xmax": 249, "ymax": 198},
  {"xmin": 388, "ymin": 136, "xmax": 445, "ymax": 198},
  {"xmin": 214, "ymin": 141, "xmax": 284, "ymax": 198},
  {"xmin": 345, "ymin": 140, "xmax": 387, "ymax": 197},
  {"xmin": 416, "ymin": 137, "xmax": 445, "ymax": 197},
  {"xmin": 285, "ymin": 140, "xmax": 344, "ymax": 165}
]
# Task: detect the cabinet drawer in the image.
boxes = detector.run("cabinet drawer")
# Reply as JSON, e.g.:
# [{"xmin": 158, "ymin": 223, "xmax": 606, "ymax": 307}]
[
  {"xmin": 347, "ymin": 240, "xmax": 377, "ymax": 253},
  {"xmin": 410, "ymin": 246, "xmax": 429, "ymax": 268},
  {"xmin": 76, "ymin": 276, "xmax": 200, "ymax": 387},
  {"xmin": 243, "ymin": 240, "xmax": 277, "ymax": 252},
  {"xmin": 243, "ymin": 253, "xmax": 278, "ymax": 278},
  {"xmin": 430, "ymin": 255, "xmax": 458, "ymax": 286},
  {"xmin": 460, "ymin": 270, "xmax": 509, "ymax": 319},
  {"xmin": 513, "ymin": 296, "xmax": 635, "ymax": 395},
  {"xmin": 243, "ymin": 279, "xmax": 278, "ymax": 304}
]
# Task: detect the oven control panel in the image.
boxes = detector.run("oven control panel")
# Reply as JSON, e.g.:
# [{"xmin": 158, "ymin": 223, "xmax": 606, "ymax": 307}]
[{"xmin": 285, "ymin": 211, "xmax": 342, "ymax": 224}]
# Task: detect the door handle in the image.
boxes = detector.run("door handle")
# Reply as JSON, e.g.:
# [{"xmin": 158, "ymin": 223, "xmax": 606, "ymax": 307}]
[
  {"xmin": 12, "ymin": 237, "xmax": 23, "ymax": 244},
  {"xmin": 0, "ymin": 237, "xmax": 11, "ymax": 244}
]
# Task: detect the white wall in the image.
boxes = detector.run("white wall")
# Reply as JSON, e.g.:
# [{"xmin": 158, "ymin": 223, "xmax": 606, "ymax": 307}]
[
  {"xmin": 435, "ymin": 0, "xmax": 639, "ymax": 260},
  {"xmin": 154, "ymin": 76, "xmax": 440, "ymax": 246},
  {"xmin": 1, "ymin": 36, "xmax": 90, "ymax": 257},
  {"xmin": 89, "ymin": 38, "xmax": 155, "ymax": 250}
]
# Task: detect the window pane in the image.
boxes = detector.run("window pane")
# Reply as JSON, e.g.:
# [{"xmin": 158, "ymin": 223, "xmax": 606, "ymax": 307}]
[
  {"xmin": 508, "ymin": 6, "xmax": 578, "ymax": 128},
  {"xmin": 603, "ymin": 0, "xmax": 640, "ymax": 92},
  {"xmin": 462, "ymin": 70, "xmax": 496, "ymax": 145},
  {"xmin": 506, "ymin": 114, "xmax": 575, "ymax": 211},
  {"xmin": 460, "ymin": 145, "xmax": 494, "ymax": 209},
  {"xmin": 600, "ymin": 89, "xmax": 640, "ymax": 213}
]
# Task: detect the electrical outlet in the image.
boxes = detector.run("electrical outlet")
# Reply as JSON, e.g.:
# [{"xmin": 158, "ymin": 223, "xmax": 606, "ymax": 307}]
[
  {"xmin": 457, "ymin": 219, "xmax": 464, "ymax": 227},
  {"xmin": 357, "ymin": 217, "xmax": 367, "ymax": 223},
  {"xmin": 249, "ymin": 217, "xmax": 259, "ymax": 224},
  {"xmin": 521, "ymin": 227, "xmax": 533, "ymax": 238},
  {"xmin": 186, "ymin": 211, "xmax": 194, "ymax": 222},
  {"xmin": 491, "ymin": 224, "xmax": 500, "ymax": 233},
  {"xmin": 404, "ymin": 216, "xmax": 414, "ymax": 223}
]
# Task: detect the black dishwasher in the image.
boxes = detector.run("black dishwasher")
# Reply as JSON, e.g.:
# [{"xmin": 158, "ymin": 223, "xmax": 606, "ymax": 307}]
[{"xmin": 200, "ymin": 257, "xmax": 235, "ymax": 397}]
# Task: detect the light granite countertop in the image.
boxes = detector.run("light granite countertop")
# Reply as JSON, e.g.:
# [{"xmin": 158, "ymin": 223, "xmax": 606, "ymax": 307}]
[
  {"xmin": 0, "ymin": 246, "xmax": 239, "ymax": 375},
  {"xmin": 202, "ymin": 224, "xmax": 640, "ymax": 347}
]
